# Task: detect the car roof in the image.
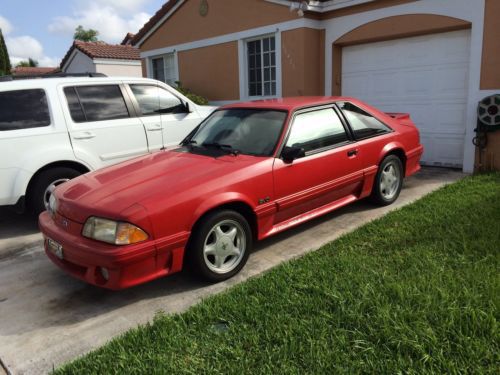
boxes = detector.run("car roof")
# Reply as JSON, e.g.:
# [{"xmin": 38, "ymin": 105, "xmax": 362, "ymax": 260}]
[
  {"xmin": 221, "ymin": 96, "xmax": 360, "ymax": 112},
  {"xmin": 0, "ymin": 76, "xmax": 162, "ymax": 91}
]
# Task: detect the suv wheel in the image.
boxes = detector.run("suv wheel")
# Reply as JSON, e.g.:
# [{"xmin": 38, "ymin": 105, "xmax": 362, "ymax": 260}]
[
  {"xmin": 29, "ymin": 167, "xmax": 81, "ymax": 215},
  {"xmin": 187, "ymin": 210, "xmax": 252, "ymax": 282}
]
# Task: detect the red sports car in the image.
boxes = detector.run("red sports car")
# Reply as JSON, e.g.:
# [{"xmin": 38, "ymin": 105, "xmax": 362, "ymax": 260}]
[{"xmin": 39, "ymin": 97, "xmax": 423, "ymax": 289}]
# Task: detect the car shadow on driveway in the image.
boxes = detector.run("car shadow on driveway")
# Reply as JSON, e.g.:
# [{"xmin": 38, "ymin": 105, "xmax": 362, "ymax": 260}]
[{"xmin": 0, "ymin": 167, "xmax": 464, "ymax": 337}]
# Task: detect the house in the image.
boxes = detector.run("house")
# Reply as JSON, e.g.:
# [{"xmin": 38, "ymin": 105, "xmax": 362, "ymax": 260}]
[
  {"xmin": 132, "ymin": 0, "xmax": 500, "ymax": 173},
  {"xmin": 60, "ymin": 40, "xmax": 141, "ymax": 77}
]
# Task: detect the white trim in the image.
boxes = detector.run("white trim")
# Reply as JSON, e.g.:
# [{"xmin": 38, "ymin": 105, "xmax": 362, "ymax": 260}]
[
  {"xmin": 61, "ymin": 49, "xmax": 79, "ymax": 71},
  {"xmin": 240, "ymin": 32, "xmax": 281, "ymax": 101},
  {"xmin": 149, "ymin": 52, "xmax": 179, "ymax": 85},
  {"xmin": 140, "ymin": 18, "xmax": 321, "ymax": 58},
  {"xmin": 322, "ymin": 0, "xmax": 487, "ymax": 173},
  {"xmin": 136, "ymin": 0, "xmax": 186, "ymax": 47},
  {"xmin": 265, "ymin": 0, "xmax": 376, "ymax": 12},
  {"xmin": 92, "ymin": 59, "xmax": 141, "ymax": 66}
]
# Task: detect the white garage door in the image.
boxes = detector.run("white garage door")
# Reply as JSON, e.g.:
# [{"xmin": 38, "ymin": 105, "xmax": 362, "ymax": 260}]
[{"xmin": 342, "ymin": 30, "xmax": 470, "ymax": 167}]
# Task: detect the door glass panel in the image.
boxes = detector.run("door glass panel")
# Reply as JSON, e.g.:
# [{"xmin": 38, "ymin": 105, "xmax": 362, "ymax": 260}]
[
  {"xmin": 69, "ymin": 85, "xmax": 129, "ymax": 123},
  {"xmin": 286, "ymin": 108, "xmax": 348, "ymax": 154}
]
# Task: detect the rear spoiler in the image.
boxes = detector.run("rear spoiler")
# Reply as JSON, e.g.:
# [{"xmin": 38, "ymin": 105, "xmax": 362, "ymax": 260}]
[{"xmin": 386, "ymin": 112, "xmax": 414, "ymax": 126}]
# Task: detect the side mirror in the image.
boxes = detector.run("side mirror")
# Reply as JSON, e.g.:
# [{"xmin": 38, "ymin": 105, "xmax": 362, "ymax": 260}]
[
  {"xmin": 281, "ymin": 146, "xmax": 305, "ymax": 163},
  {"xmin": 184, "ymin": 101, "xmax": 193, "ymax": 113}
]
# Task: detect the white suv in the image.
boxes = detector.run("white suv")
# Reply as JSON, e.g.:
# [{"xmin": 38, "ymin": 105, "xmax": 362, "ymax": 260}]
[{"xmin": 0, "ymin": 76, "xmax": 215, "ymax": 214}]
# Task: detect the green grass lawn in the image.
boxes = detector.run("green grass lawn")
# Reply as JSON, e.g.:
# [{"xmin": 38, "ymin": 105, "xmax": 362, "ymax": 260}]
[{"xmin": 56, "ymin": 174, "xmax": 500, "ymax": 374}]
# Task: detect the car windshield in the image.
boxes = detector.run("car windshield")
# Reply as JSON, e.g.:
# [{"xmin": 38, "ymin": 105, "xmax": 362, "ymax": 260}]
[{"xmin": 187, "ymin": 109, "xmax": 287, "ymax": 156}]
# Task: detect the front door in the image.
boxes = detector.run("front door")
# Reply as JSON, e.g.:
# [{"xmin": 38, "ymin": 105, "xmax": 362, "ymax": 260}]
[{"xmin": 272, "ymin": 107, "xmax": 364, "ymax": 224}]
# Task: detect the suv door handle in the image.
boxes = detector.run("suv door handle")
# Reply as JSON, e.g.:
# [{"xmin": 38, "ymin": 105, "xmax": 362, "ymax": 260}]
[
  {"xmin": 347, "ymin": 149, "xmax": 358, "ymax": 157},
  {"xmin": 73, "ymin": 131, "xmax": 96, "ymax": 140},
  {"xmin": 146, "ymin": 124, "xmax": 162, "ymax": 131}
]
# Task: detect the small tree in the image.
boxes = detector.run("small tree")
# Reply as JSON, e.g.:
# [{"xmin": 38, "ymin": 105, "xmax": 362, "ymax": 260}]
[
  {"xmin": 16, "ymin": 58, "xmax": 39, "ymax": 68},
  {"xmin": 0, "ymin": 28, "xmax": 11, "ymax": 76},
  {"xmin": 74, "ymin": 25, "xmax": 99, "ymax": 42}
]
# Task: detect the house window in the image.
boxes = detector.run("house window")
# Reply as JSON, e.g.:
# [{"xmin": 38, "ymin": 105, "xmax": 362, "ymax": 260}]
[
  {"xmin": 151, "ymin": 53, "xmax": 177, "ymax": 86},
  {"xmin": 247, "ymin": 36, "xmax": 276, "ymax": 97}
]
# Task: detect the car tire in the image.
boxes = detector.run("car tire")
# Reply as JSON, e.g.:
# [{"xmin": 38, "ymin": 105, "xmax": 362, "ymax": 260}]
[
  {"xmin": 29, "ymin": 167, "xmax": 81, "ymax": 216},
  {"xmin": 187, "ymin": 210, "xmax": 252, "ymax": 282},
  {"xmin": 370, "ymin": 155, "xmax": 403, "ymax": 206}
]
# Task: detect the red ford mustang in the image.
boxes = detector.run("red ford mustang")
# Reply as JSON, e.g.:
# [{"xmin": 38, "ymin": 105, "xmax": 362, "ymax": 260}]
[{"xmin": 39, "ymin": 97, "xmax": 423, "ymax": 290}]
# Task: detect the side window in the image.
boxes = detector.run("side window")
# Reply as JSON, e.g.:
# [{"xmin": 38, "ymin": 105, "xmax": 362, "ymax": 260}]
[
  {"xmin": 64, "ymin": 85, "xmax": 129, "ymax": 123},
  {"xmin": 0, "ymin": 89, "xmax": 50, "ymax": 131},
  {"xmin": 285, "ymin": 108, "xmax": 348, "ymax": 154},
  {"xmin": 338, "ymin": 102, "xmax": 392, "ymax": 139},
  {"xmin": 130, "ymin": 85, "xmax": 184, "ymax": 115}
]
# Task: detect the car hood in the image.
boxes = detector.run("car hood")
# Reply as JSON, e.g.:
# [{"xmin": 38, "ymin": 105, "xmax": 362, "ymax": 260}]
[{"xmin": 56, "ymin": 150, "xmax": 266, "ymax": 223}]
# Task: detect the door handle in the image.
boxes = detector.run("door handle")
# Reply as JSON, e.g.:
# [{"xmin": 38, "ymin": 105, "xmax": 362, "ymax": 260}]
[
  {"xmin": 146, "ymin": 124, "xmax": 162, "ymax": 131},
  {"xmin": 73, "ymin": 131, "xmax": 96, "ymax": 140},
  {"xmin": 347, "ymin": 149, "xmax": 358, "ymax": 157}
]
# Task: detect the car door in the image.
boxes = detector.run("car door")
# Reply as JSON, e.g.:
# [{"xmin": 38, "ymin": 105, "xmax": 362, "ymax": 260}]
[
  {"xmin": 128, "ymin": 83, "xmax": 201, "ymax": 151},
  {"xmin": 336, "ymin": 101, "xmax": 395, "ymax": 172},
  {"xmin": 63, "ymin": 83, "xmax": 149, "ymax": 168},
  {"xmin": 272, "ymin": 106, "xmax": 364, "ymax": 224}
]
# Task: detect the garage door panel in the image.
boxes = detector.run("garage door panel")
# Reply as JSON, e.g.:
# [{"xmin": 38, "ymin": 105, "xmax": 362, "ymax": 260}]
[
  {"xmin": 436, "ymin": 65, "xmax": 468, "ymax": 95},
  {"xmin": 342, "ymin": 29, "xmax": 470, "ymax": 167},
  {"xmin": 435, "ymin": 103, "xmax": 467, "ymax": 134}
]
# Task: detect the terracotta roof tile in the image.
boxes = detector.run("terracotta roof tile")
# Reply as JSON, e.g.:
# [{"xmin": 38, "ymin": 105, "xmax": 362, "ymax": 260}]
[
  {"xmin": 60, "ymin": 40, "xmax": 140, "ymax": 69},
  {"xmin": 12, "ymin": 67, "xmax": 59, "ymax": 76}
]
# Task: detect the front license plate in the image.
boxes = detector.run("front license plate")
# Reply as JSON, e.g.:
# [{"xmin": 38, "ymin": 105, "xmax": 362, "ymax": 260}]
[{"xmin": 47, "ymin": 238, "xmax": 64, "ymax": 260}]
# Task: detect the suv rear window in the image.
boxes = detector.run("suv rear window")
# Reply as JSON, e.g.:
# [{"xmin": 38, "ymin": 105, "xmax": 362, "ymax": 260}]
[
  {"xmin": 64, "ymin": 85, "xmax": 130, "ymax": 123},
  {"xmin": 0, "ymin": 89, "xmax": 50, "ymax": 131}
]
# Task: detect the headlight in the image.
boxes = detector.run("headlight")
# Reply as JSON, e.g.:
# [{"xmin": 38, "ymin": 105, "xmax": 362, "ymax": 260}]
[
  {"xmin": 48, "ymin": 194, "xmax": 58, "ymax": 217},
  {"xmin": 82, "ymin": 217, "xmax": 149, "ymax": 245}
]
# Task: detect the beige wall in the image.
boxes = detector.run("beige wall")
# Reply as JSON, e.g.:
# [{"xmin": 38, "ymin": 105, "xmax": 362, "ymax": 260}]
[
  {"xmin": 476, "ymin": 0, "xmax": 500, "ymax": 172},
  {"xmin": 480, "ymin": 0, "xmax": 500, "ymax": 89},
  {"xmin": 141, "ymin": 59, "xmax": 147, "ymax": 77},
  {"xmin": 141, "ymin": 0, "xmax": 301, "ymax": 51},
  {"xmin": 282, "ymin": 28, "xmax": 325, "ymax": 97},
  {"xmin": 178, "ymin": 41, "xmax": 239, "ymax": 101}
]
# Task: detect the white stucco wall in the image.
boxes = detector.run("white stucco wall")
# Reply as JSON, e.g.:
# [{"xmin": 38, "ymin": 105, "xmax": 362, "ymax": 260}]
[
  {"xmin": 94, "ymin": 62, "xmax": 142, "ymax": 77},
  {"xmin": 63, "ymin": 50, "xmax": 96, "ymax": 74}
]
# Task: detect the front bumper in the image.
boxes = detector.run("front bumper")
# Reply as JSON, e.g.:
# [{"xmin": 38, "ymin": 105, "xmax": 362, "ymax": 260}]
[{"xmin": 39, "ymin": 211, "xmax": 188, "ymax": 290}]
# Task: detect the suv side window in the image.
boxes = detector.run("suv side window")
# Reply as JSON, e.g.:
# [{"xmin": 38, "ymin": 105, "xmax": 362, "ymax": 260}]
[
  {"xmin": 337, "ymin": 101, "xmax": 392, "ymax": 139},
  {"xmin": 64, "ymin": 85, "xmax": 130, "ymax": 123},
  {"xmin": 130, "ymin": 85, "xmax": 185, "ymax": 115},
  {"xmin": 285, "ymin": 108, "xmax": 348, "ymax": 155},
  {"xmin": 0, "ymin": 89, "xmax": 50, "ymax": 131}
]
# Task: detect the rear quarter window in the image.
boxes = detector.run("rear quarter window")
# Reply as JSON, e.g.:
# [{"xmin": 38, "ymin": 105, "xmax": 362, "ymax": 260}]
[
  {"xmin": 0, "ymin": 89, "xmax": 51, "ymax": 131},
  {"xmin": 338, "ymin": 101, "xmax": 392, "ymax": 140}
]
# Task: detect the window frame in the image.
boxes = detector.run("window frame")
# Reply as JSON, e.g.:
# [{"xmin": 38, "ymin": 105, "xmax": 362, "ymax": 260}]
[
  {"xmin": 278, "ymin": 104, "xmax": 355, "ymax": 160},
  {"xmin": 149, "ymin": 52, "xmax": 178, "ymax": 86},
  {"xmin": 334, "ymin": 101, "xmax": 394, "ymax": 141},
  {"xmin": 243, "ymin": 33, "xmax": 280, "ymax": 100}
]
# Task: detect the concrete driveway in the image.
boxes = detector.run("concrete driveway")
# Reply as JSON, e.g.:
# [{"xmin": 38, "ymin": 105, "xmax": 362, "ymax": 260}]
[{"xmin": 0, "ymin": 167, "xmax": 465, "ymax": 375}]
